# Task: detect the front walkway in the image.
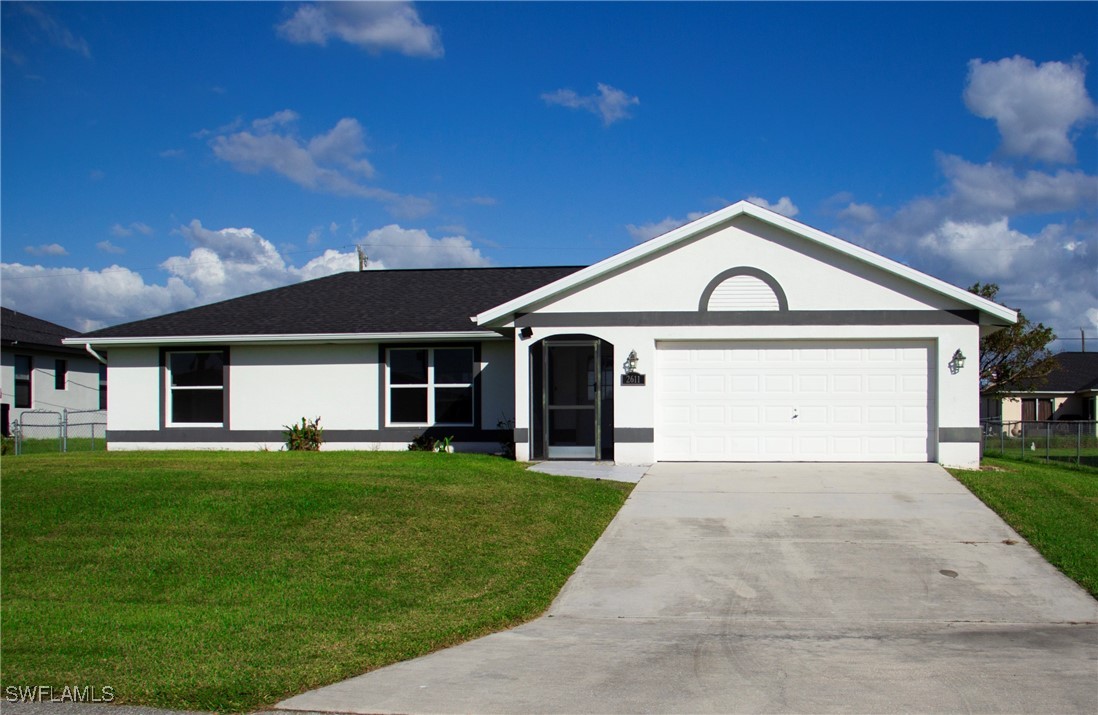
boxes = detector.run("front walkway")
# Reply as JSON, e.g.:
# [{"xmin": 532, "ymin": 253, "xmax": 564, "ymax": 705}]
[
  {"xmin": 527, "ymin": 460, "xmax": 649, "ymax": 483},
  {"xmin": 277, "ymin": 463, "xmax": 1098, "ymax": 714}
]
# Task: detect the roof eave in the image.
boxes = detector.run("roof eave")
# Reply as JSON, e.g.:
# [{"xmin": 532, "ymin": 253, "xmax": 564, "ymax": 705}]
[{"xmin": 64, "ymin": 331, "xmax": 506, "ymax": 348}]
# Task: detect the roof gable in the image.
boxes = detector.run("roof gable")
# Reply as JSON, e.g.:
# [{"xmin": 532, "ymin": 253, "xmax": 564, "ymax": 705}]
[{"xmin": 477, "ymin": 201, "xmax": 1019, "ymax": 327}]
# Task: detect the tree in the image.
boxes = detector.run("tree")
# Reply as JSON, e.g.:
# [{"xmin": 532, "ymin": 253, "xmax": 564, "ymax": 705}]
[{"xmin": 969, "ymin": 283, "xmax": 1057, "ymax": 393}]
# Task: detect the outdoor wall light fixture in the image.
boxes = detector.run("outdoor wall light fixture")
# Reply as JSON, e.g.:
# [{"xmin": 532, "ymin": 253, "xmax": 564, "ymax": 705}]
[
  {"xmin": 519, "ymin": 326, "xmax": 533, "ymax": 340},
  {"xmin": 623, "ymin": 350, "xmax": 639, "ymax": 374},
  {"xmin": 949, "ymin": 349, "xmax": 967, "ymax": 375}
]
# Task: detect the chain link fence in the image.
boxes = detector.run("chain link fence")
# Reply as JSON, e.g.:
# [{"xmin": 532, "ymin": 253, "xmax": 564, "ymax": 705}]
[
  {"xmin": 981, "ymin": 419, "xmax": 1098, "ymax": 468},
  {"xmin": 11, "ymin": 409, "xmax": 108, "ymax": 454}
]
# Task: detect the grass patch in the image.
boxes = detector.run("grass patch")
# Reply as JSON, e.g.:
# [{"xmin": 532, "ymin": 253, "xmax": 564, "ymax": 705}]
[
  {"xmin": 13, "ymin": 437, "xmax": 107, "ymax": 454},
  {"xmin": 1, "ymin": 451, "xmax": 632, "ymax": 712},
  {"xmin": 949, "ymin": 456, "xmax": 1098, "ymax": 598}
]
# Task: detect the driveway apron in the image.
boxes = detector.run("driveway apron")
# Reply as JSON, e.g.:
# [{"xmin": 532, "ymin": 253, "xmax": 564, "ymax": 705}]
[{"xmin": 277, "ymin": 463, "xmax": 1098, "ymax": 714}]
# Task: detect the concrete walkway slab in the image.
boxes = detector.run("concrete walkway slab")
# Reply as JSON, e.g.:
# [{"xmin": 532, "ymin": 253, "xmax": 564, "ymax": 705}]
[
  {"xmin": 278, "ymin": 462, "xmax": 1098, "ymax": 714},
  {"xmin": 527, "ymin": 461, "xmax": 649, "ymax": 483}
]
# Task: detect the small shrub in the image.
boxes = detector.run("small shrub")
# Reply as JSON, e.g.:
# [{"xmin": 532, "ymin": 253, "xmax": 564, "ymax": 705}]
[
  {"xmin": 407, "ymin": 433, "xmax": 454, "ymax": 453},
  {"xmin": 408, "ymin": 433, "xmax": 435, "ymax": 451},
  {"xmin": 283, "ymin": 417, "xmax": 323, "ymax": 451},
  {"xmin": 1, "ymin": 436, "xmax": 13, "ymax": 456}
]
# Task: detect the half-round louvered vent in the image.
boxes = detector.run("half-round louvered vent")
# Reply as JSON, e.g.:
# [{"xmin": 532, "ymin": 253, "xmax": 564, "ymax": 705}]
[{"xmin": 706, "ymin": 274, "xmax": 780, "ymax": 311}]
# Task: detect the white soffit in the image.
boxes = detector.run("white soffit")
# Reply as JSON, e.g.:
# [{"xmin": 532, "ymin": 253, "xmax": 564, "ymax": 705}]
[{"xmin": 476, "ymin": 201, "xmax": 1019, "ymax": 326}]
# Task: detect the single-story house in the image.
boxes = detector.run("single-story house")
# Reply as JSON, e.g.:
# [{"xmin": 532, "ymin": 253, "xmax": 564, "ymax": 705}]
[
  {"xmin": 67, "ymin": 201, "xmax": 1018, "ymax": 468},
  {"xmin": 2, "ymin": 307, "xmax": 107, "ymax": 436},
  {"xmin": 981, "ymin": 352, "xmax": 1098, "ymax": 423}
]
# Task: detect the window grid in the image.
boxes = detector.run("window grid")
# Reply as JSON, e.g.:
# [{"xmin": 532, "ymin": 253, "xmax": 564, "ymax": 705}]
[
  {"xmin": 167, "ymin": 351, "xmax": 225, "ymax": 427},
  {"xmin": 388, "ymin": 348, "xmax": 474, "ymax": 426}
]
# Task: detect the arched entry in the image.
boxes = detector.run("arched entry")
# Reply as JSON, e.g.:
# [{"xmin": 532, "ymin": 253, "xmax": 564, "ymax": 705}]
[{"xmin": 530, "ymin": 335, "xmax": 615, "ymax": 460}]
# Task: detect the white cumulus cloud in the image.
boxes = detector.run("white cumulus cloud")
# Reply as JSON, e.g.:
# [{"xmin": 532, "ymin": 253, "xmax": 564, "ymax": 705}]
[
  {"xmin": 277, "ymin": 2, "xmax": 443, "ymax": 58},
  {"xmin": 0, "ymin": 221, "xmax": 492, "ymax": 331},
  {"xmin": 110, "ymin": 221, "xmax": 154, "ymax": 237},
  {"xmin": 358, "ymin": 224, "xmax": 490, "ymax": 269},
  {"xmin": 210, "ymin": 110, "xmax": 431, "ymax": 217},
  {"xmin": 24, "ymin": 243, "xmax": 68, "ymax": 257},
  {"xmin": 96, "ymin": 240, "xmax": 125, "ymax": 255},
  {"xmin": 964, "ymin": 56, "xmax": 1097, "ymax": 164},
  {"xmin": 747, "ymin": 196, "xmax": 800, "ymax": 218},
  {"xmin": 626, "ymin": 211, "xmax": 707, "ymax": 243},
  {"xmin": 542, "ymin": 83, "xmax": 640, "ymax": 126}
]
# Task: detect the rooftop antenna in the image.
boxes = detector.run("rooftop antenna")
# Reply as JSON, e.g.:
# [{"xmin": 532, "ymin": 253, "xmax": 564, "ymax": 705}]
[
  {"xmin": 356, "ymin": 245, "xmax": 368, "ymax": 272},
  {"xmin": 1082, "ymin": 328, "xmax": 1086, "ymax": 353}
]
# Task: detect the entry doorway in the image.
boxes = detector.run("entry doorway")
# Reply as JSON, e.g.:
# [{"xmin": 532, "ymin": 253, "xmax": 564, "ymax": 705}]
[{"xmin": 530, "ymin": 336, "xmax": 614, "ymax": 461}]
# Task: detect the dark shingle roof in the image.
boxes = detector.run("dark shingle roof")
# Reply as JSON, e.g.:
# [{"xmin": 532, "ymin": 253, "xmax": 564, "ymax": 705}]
[
  {"xmin": 1040, "ymin": 352, "xmax": 1098, "ymax": 392},
  {"xmin": 998, "ymin": 352, "xmax": 1098, "ymax": 393},
  {"xmin": 81, "ymin": 267, "xmax": 583, "ymax": 339},
  {"xmin": 1, "ymin": 307, "xmax": 80, "ymax": 349}
]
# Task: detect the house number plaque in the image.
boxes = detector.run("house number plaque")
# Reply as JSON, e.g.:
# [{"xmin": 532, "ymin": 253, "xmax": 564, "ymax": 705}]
[{"xmin": 620, "ymin": 373, "xmax": 646, "ymax": 386}]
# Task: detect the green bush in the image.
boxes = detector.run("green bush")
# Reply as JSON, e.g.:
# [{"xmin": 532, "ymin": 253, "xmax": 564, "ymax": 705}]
[{"xmin": 283, "ymin": 416, "xmax": 323, "ymax": 451}]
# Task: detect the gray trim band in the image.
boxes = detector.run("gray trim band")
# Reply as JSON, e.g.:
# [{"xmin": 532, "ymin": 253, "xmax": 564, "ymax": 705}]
[
  {"xmin": 938, "ymin": 427, "xmax": 981, "ymax": 443},
  {"xmin": 109, "ymin": 428, "xmax": 508, "ymax": 443},
  {"xmin": 699, "ymin": 267, "xmax": 789, "ymax": 312},
  {"xmin": 615, "ymin": 427, "xmax": 654, "ymax": 443},
  {"xmin": 515, "ymin": 310, "xmax": 980, "ymax": 328},
  {"xmin": 513, "ymin": 428, "xmax": 529, "ymax": 442}
]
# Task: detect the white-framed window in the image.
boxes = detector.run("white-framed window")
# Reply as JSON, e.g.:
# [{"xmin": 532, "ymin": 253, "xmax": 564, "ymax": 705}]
[
  {"xmin": 387, "ymin": 347, "xmax": 474, "ymax": 426},
  {"xmin": 167, "ymin": 351, "xmax": 225, "ymax": 426}
]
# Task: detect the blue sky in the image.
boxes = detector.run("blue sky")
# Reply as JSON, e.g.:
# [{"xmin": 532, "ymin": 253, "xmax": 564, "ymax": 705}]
[{"xmin": 2, "ymin": 2, "xmax": 1096, "ymax": 348}]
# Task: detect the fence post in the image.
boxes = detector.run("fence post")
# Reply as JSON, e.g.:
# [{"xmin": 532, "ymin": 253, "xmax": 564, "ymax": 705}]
[
  {"xmin": 1079, "ymin": 422, "xmax": 1083, "ymax": 466},
  {"xmin": 1046, "ymin": 422, "xmax": 1050, "ymax": 463},
  {"xmin": 61, "ymin": 409, "xmax": 67, "ymax": 453},
  {"xmin": 1021, "ymin": 421, "xmax": 1025, "ymax": 459}
]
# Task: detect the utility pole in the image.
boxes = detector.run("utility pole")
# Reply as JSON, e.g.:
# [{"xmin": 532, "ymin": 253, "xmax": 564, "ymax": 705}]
[{"xmin": 356, "ymin": 246, "xmax": 368, "ymax": 272}]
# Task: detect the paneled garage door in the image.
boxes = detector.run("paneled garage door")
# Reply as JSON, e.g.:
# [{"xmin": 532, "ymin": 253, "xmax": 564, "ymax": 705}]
[{"xmin": 656, "ymin": 341, "xmax": 933, "ymax": 462}]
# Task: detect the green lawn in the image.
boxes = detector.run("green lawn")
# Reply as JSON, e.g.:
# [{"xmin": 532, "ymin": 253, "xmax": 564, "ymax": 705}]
[
  {"xmin": 12, "ymin": 437, "xmax": 108, "ymax": 454},
  {"xmin": 1, "ymin": 451, "xmax": 633, "ymax": 712},
  {"xmin": 949, "ymin": 456, "xmax": 1098, "ymax": 598}
]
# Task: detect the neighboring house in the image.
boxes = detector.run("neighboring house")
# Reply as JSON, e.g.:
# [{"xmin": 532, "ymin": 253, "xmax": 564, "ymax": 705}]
[
  {"xmin": 66, "ymin": 202, "xmax": 1017, "ymax": 468},
  {"xmin": 1, "ymin": 307, "xmax": 107, "ymax": 436},
  {"xmin": 981, "ymin": 352, "xmax": 1098, "ymax": 423}
]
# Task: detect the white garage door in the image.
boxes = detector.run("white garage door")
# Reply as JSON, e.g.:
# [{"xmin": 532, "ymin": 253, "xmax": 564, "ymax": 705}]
[{"xmin": 656, "ymin": 341, "xmax": 933, "ymax": 462}]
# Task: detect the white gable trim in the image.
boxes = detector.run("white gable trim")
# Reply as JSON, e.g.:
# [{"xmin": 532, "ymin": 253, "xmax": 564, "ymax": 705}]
[{"xmin": 477, "ymin": 201, "xmax": 1018, "ymax": 327}]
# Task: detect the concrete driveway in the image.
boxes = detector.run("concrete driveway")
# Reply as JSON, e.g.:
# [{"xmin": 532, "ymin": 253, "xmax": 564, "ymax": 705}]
[{"xmin": 277, "ymin": 463, "xmax": 1097, "ymax": 714}]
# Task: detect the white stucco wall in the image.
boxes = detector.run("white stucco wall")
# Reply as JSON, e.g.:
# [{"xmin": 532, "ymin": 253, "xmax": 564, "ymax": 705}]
[
  {"xmin": 230, "ymin": 344, "xmax": 379, "ymax": 430},
  {"xmin": 105, "ymin": 340, "xmax": 512, "ymax": 452},
  {"xmin": 107, "ymin": 347, "xmax": 160, "ymax": 431},
  {"xmin": 479, "ymin": 340, "xmax": 515, "ymax": 429},
  {"xmin": 1, "ymin": 349, "xmax": 104, "ymax": 427}
]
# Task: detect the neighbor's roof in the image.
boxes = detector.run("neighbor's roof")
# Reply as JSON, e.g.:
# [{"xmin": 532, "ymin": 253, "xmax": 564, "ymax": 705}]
[
  {"xmin": 1, "ymin": 306, "xmax": 83, "ymax": 351},
  {"xmin": 73, "ymin": 267, "xmax": 583, "ymax": 344},
  {"xmin": 997, "ymin": 352, "xmax": 1098, "ymax": 394},
  {"xmin": 477, "ymin": 200, "xmax": 1019, "ymax": 327}
]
